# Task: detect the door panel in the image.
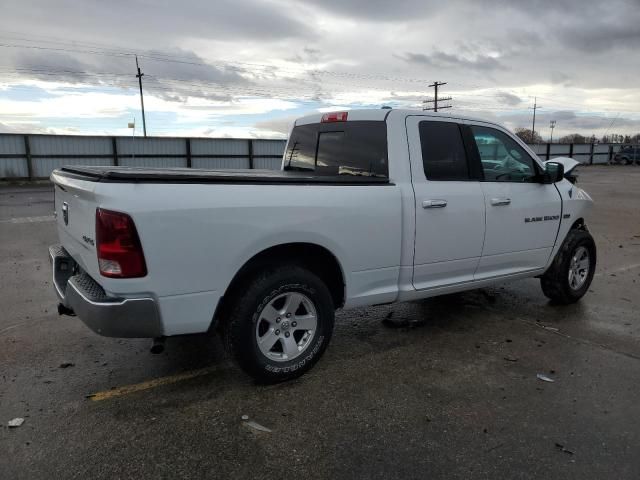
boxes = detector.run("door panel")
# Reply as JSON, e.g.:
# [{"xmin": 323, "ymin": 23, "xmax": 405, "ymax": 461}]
[
  {"xmin": 406, "ymin": 116, "xmax": 486, "ymax": 290},
  {"xmin": 476, "ymin": 181, "xmax": 561, "ymax": 278},
  {"xmin": 465, "ymin": 123, "xmax": 562, "ymax": 279}
]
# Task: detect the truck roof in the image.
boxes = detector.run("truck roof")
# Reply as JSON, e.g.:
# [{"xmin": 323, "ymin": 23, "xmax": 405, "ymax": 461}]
[{"xmin": 295, "ymin": 108, "xmax": 503, "ymax": 129}]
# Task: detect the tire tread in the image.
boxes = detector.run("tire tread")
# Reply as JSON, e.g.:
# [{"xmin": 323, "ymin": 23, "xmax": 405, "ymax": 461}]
[{"xmin": 541, "ymin": 229, "xmax": 596, "ymax": 304}]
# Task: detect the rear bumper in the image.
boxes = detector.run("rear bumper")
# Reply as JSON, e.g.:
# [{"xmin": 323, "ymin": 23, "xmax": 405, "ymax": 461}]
[{"xmin": 49, "ymin": 245, "xmax": 163, "ymax": 338}]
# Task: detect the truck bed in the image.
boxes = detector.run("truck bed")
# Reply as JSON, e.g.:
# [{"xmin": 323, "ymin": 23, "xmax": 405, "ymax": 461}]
[{"xmin": 56, "ymin": 166, "xmax": 391, "ymax": 185}]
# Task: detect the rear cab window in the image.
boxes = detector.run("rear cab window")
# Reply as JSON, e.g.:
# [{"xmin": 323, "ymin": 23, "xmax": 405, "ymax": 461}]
[
  {"xmin": 419, "ymin": 121, "xmax": 471, "ymax": 181},
  {"xmin": 284, "ymin": 121, "xmax": 388, "ymax": 177}
]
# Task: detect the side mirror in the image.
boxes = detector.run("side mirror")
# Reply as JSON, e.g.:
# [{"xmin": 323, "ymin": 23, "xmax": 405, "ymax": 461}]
[{"xmin": 542, "ymin": 161, "xmax": 564, "ymax": 184}]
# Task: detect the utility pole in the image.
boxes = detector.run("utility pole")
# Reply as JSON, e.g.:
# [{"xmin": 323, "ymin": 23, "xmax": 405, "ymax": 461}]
[
  {"xmin": 423, "ymin": 81, "xmax": 452, "ymax": 112},
  {"xmin": 549, "ymin": 120, "xmax": 556, "ymax": 143},
  {"xmin": 135, "ymin": 55, "xmax": 147, "ymax": 137},
  {"xmin": 530, "ymin": 97, "xmax": 541, "ymax": 142}
]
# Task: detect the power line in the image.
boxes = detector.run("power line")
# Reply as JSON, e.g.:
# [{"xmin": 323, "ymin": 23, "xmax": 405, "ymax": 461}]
[
  {"xmin": 0, "ymin": 40, "xmax": 499, "ymax": 89},
  {"xmin": 422, "ymin": 81, "xmax": 452, "ymax": 112},
  {"xmin": 1, "ymin": 37, "xmax": 637, "ymax": 116},
  {"xmin": 602, "ymin": 112, "xmax": 621, "ymax": 138}
]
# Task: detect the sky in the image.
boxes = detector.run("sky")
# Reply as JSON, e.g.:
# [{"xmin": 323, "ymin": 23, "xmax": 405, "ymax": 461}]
[{"xmin": 0, "ymin": 0, "xmax": 639, "ymax": 140}]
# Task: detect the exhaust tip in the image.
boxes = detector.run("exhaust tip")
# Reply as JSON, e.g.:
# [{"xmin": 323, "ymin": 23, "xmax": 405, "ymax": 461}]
[{"xmin": 150, "ymin": 337, "xmax": 166, "ymax": 354}]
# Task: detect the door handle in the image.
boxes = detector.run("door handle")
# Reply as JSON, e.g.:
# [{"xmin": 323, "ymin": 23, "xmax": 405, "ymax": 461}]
[
  {"xmin": 422, "ymin": 199, "xmax": 447, "ymax": 209},
  {"xmin": 490, "ymin": 197, "xmax": 511, "ymax": 206}
]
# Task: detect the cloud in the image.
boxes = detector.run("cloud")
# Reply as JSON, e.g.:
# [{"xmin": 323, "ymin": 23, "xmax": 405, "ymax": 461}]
[
  {"xmin": 5, "ymin": 47, "xmax": 251, "ymax": 103},
  {"xmin": 0, "ymin": 0, "xmax": 310, "ymax": 46},
  {"xmin": 560, "ymin": 22, "xmax": 640, "ymax": 53},
  {"xmin": 478, "ymin": 109, "xmax": 640, "ymax": 139},
  {"xmin": 303, "ymin": 0, "xmax": 438, "ymax": 21},
  {"xmin": 253, "ymin": 115, "xmax": 299, "ymax": 135},
  {"xmin": 399, "ymin": 51, "xmax": 505, "ymax": 72},
  {"xmin": 0, "ymin": 121, "xmax": 56, "ymax": 134},
  {"xmin": 1, "ymin": 0, "xmax": 640, "ymax": 137},
  {"xmin": 495, "ymin": 91, "xmax": 522, "ymax": 106}
]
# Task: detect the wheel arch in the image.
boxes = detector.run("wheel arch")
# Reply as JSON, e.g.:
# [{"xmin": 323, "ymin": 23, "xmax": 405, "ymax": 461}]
[
  {"xmin": 211, "ymin": 242, "xmax": 346, "ymax": 331},
  {"xmin": 570, "ymin": 217, "xmax": 587, "ymax": 231}
]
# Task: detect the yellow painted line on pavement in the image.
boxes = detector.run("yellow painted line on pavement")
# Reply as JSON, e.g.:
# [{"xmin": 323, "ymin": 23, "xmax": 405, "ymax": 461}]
[{"xmin": 88, "ymin": 365, "xmax": 223, "ymax": 402}]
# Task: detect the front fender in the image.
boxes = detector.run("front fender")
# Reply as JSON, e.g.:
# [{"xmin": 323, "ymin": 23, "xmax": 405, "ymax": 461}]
[{"xmin": 546, "ymin": 180, "xmax": 594, "ymax": 268}]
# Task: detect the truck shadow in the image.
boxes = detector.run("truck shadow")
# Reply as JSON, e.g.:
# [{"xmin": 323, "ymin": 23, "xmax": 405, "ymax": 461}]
[{"xmin": 85, "ymin": 284, "xmax": 591, "ymax": 402}]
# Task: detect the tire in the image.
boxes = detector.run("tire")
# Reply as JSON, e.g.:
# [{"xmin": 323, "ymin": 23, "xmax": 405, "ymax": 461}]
[
  {"xmin": 540, "ymin": 229, "xmax": 596, "ymax": 304},
  {"xmin": 222, "ymin": 265, "xmax": 335, "ymax": 383}
]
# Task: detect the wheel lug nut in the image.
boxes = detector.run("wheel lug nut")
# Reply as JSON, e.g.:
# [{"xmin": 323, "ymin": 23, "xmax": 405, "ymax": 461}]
[
  {"xmin": 285, "ymin": 331, "xmax": 290, "ymax": 338},
  {"xmin": 275, "ymin": 329, "xmax": 280, "ymax": 335},
  {"xmin": 292, "ymin": 321, "xmax": 297, "ymax": 327},
  {"xmin": 286, "ymin": 313, "xmax": 291, "ymax": 318}
]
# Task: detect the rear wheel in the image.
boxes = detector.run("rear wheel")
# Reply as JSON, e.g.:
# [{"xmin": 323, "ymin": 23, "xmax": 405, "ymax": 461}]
[
  {"xmin": 222, "ymin": 265, "xmax": 335, "ymax": 383},
  {"xmin": 540, "ymin": 229, "xmax": 596, "ymax": 304}
]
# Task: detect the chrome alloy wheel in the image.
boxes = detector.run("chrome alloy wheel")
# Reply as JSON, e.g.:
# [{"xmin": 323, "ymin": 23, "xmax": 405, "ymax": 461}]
[
  {"xmin": 255, "ymin": 292, "xmax": 318, "ymax": 362},
  {"xmin": 568, "ymin": 246, "xmax": 590, "ymax": 290}
]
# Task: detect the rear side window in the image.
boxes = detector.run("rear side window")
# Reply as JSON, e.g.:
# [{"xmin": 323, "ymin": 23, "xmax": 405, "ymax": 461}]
[
  {"xmin": 419, "ymin": 121, "xmax": 470, "ymax": 181},
  {"xmin": 284, "ymin": 121, "xmax": 388, "ymax": 177}
]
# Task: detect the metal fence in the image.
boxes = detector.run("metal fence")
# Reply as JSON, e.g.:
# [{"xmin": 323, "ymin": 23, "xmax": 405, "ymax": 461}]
[
  {"xmin": 1, "ymin": 132, "xmax": 638, "ymax": 180},
  {"xmin": 0, "ymin": 133, "xmax": 287, "ymax": 180},
  {"xmin": 527, "ymin": 143, "xmax": 639, "ymax": 164}
]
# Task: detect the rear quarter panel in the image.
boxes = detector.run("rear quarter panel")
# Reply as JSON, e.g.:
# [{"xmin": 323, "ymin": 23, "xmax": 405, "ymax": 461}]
[{"xmin": 93, "ymin": 181, "xmax": 403, "ymax": 322}]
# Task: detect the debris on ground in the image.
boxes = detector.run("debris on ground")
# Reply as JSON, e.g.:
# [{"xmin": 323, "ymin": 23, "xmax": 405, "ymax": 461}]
[
  {"xmin": 241, "ymin": 415, "xmax": 249, "ymax": 420},
  {"xmin": 486, "ymin": 442, "xmax": 504, "ymax": 453},
  {"xmin": 542, "ymin": 325, "xmax": 559, "ymax": 332},
  {"xmin": 537, "ymin": 373, "xmax": 555, "ymax": 383},
  {"xmin": 59, "ymin": 362, "xmax": 75, "ymax": 368},
  {"xmin": 555, "ymin": 442, "xmax": 574, "ymax": 455},
  {"xmin": 382, "ymin": 313, "xmax": 425, "ymax": 329},
  {"xmin": 503, "ymin": 356, "xmax": 518, "ymax": 362},
  {"xmin": 243, "ymin": 420, "xmax": 272, "ymax": 433},
  {"xmin": 8, "ymin": 418, "xmax": 25, "ymax": 428}
]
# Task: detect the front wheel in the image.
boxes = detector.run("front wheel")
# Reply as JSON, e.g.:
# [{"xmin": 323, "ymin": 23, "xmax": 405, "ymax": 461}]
[
  {"xmin": 222, "ymin": 265, "xmax": 335, "ymax": 383},
  {"xmin": 540, "ymin": 229, "xmax": 596, "ymax": 304}
]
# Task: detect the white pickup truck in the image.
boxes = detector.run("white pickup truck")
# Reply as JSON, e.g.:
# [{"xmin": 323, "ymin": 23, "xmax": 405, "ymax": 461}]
[{"xmin": 49, "ymin": 109, "xmax": 596, "ymax": 382}]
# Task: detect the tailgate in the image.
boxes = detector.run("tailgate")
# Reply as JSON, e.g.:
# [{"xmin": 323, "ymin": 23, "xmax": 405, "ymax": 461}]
[{"xmin": 51, "ymin": 170, "xmax": 101, "ymax": 279}]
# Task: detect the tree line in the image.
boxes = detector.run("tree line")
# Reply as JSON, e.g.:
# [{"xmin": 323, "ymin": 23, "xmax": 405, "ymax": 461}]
[{"xmin": 514, "ymin": 128, "xmax": 640, "ymax": 144}]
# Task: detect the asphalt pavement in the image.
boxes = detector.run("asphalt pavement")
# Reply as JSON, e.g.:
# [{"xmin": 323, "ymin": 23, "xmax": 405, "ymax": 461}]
[{"xmin": 1, "ymin": 166, "xmax": 639, "ymax": 479}]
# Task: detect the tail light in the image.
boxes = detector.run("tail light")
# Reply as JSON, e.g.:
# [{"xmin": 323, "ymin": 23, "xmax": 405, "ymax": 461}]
[
  {"xmin": 321, "ymin": 111, "xmax": 348, "ymax": 123},
  {"xmin": 95, "ymin": 208, "xmax": 147, "ymax": 278}
]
